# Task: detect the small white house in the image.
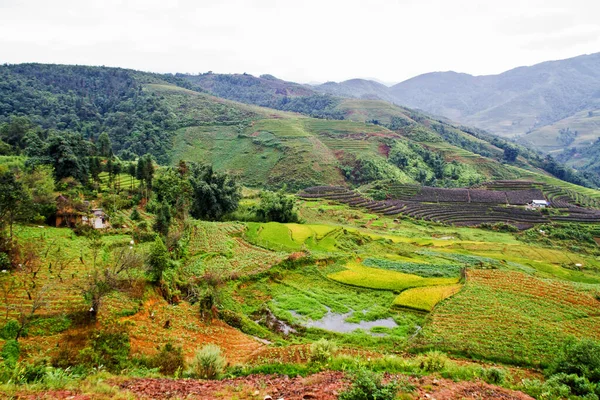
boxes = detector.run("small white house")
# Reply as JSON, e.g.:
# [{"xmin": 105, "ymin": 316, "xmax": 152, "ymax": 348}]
[
  {"xmin": 82, "ymin": 209, "xmax": 108, "ymax": 229},
  {"xmin": 530, "ymin": 200, "xmax": 550, "ymax": 208}
]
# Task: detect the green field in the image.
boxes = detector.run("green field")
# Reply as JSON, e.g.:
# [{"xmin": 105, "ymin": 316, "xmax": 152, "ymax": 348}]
[{"xmin": 328, "ymin": 261, "xmax": 459, "ymax": 292}]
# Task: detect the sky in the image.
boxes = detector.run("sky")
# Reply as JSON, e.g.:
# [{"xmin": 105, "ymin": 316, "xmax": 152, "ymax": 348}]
[{"xmin": 1, "ymin": 0, "xmax": 599, "ymax": 85}]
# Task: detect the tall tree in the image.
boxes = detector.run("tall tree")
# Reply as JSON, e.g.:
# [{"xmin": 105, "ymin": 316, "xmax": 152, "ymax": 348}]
[
  {"xmin": 188, "ymin": 163, "xmax": 241, "ymax": 221},
  {"xmin": 0, "ymin": 170, "xmax": 31, "ymax": 244},
  {"xmin": 97, "ymin": 132, "xmax": 112, "ymax": 158}
]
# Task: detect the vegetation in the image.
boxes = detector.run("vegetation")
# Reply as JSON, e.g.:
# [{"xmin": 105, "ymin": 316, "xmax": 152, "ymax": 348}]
[{"xmin": 2, "ymin": 62, "xmax": 600, "ymax": 399}]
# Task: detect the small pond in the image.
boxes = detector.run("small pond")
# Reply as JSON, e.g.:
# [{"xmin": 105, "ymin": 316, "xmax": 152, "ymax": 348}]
[{"xmin": 290, "ymin": 307, "xmax": 398, "ymax": 335}]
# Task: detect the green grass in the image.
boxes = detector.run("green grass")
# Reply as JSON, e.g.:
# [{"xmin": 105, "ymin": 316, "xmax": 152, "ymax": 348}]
[{"xmin": 392, "ymin": 284, "xmax": 462, "ymax": 312}]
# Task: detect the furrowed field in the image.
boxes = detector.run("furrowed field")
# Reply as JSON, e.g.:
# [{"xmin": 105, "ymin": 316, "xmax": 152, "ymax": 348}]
[{"xmin": 417, "ymin": 269, "xmax": 600, "ymax": 366}]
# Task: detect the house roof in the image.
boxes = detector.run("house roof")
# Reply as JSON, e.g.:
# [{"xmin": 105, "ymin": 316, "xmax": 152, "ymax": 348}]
[{"xmin": 532, "ymin": 200, "xmax": 549, "ymax": 205}]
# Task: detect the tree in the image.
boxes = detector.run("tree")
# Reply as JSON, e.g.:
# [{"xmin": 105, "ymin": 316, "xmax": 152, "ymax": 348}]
[
  {"xmin": 153, "ymin": 167, "xmax": 192, "ymax": 218},
  {"xmin": 0, "ymin": 170, "xmax": 31, "ymax": 244},
  {"xmin": 45, "ymin": 132, "xmax": 91, "ymax": 183},
  {"xmin": 0, "ymin": 116, "xmax": 35, "ymax": 151},
  {"xmin": 188, "ymin": 163, "xmax": 241, "ymax": 221},
  {"xmin": 97, "ymin": 132, "xmax": 112, "ymax": 158},
  {"xmin": 78, "ymin": 236, "xmax": 143, "ymax": 320},
  {"xmin": 153, "ymin": 202, "xmax": 172, "ymax": 237},
  {"xmin": 255, "ymin": 190, "xmax": 299, "ymax": 223},
  {"xmin": 503, "ymin": 146, "xmax": 519, "ymax": 163},
  {"xmin": 146, "ymin": 236, "xmax": 170, "ymax": 283},
  {"xmin": 136, "ymin": 154, "xmax": 154, "ymax": 188},
  {"xmin": 127, "ymin": 163, "xmax": 136, "ymax": 190},
  {"xmin": 89, "ymin": 157, "xmax": 102, "ymax": 183}
]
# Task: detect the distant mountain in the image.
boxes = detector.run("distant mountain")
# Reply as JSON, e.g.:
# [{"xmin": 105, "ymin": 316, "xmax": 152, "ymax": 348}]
[
  {"xmin": 315, "ymin": 79, "xmax": 396, "ymax": 102},
  {"xmin": 311, "ymin": 53, "xmax": 600, "ymax": 170},
  {"xmin": 389, "ymin": 53, "xmax": 600, "ymax": 140}
]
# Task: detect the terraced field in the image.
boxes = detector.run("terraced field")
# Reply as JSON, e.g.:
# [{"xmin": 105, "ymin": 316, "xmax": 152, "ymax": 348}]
[
  {"xmin": 418, "ymin": 269, "xmax": 600, "ymax": 366},
  {"xmin": 187, "ymin": 221, "xmax": 287, "ymax": 277},
  {"xmin": 298, "ymin": 182, "xmax": 600, "ymax": 228}
]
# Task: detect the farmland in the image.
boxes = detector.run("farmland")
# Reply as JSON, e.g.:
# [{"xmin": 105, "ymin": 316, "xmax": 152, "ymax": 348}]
[
  {"xmin": 418, "ymin": 269, "xmax": 600, "ymax": 365},
  {"xmin": 299, "ymin": 181, "xmax": 600, "ymax": 229}
]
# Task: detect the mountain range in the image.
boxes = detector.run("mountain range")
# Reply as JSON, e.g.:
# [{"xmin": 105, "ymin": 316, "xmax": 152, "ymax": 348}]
[
  {"xmin": 1, "ymin": 62, "xmax": 599, "ymax": 191},
  {"xmin": 313, "ymin": 53, "xmax": 600, "ymax": 169}
]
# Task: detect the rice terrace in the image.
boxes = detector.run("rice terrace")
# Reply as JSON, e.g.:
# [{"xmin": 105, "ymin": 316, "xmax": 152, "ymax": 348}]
[{"xmin": 2, "ymin": 34, "xmax": 600, "ymax": 400}]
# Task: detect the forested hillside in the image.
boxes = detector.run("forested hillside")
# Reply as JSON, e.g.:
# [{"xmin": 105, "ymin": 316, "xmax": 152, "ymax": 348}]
[{"xmin": 1, "ymin": 63, "xmax": 598, "ymax": 190}]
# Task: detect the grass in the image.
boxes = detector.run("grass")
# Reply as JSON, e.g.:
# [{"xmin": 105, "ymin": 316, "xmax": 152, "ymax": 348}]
[
  {"xmin": 392, "ymin": 284, "xmax": 462, "ymax": 312},
  {"xmin": 328, "ymin": 261, "xmax": 459, "ymax": 292}
]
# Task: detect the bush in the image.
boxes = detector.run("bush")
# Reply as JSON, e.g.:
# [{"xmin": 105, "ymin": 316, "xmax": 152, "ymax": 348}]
[
  {"xmin": 549, "ymin": 338, "xmax": 600, "ymax": 383},
  {"xmin": 77, "ymin": 326, "xmax": 130, "ymax": 373},
  {"xmin": 338, "ymin": 368, "xmax": 405, "ymax": 400},
  {"xmin": 130, "ymin": 208, "xmax": 141, "ymax": 221},
  {"xmin": 0, "ymin": 252, "xmax": 10, "ymax": 270},
  {"xmin": 189, "ymin": 344, "xmax": 226, "ymax": 379},
  {"xmin": 255, "ymin": 190, "xmax": 299, "ymax": 223},
  {"xmin": 483, "ymin": 367, "xmax": 507, "ymax": 384},
  {"xmin": 549, "ymin": 373, "xmax": 598, "ymax": 397},
  {"xmin": 310, "ymin": 338, "xmax": 337, "ymax": 363},
  {"xmin": 416, "ymin": 351, "xmax": 449, "ymax": 372},
  {"xmin": 521, "ymin": 378, "xmax": 571, "ymax": 399},
  {"xmin": 0, "ymin": 319, "xmax": 21, "ymax": 340},
  {"xmin": 152, "ymin": 343, "xmax": 185, "ymax": 376},
  {"xmin": 1, "ymin": 340, "xmax": 20, "ymax": 367}
]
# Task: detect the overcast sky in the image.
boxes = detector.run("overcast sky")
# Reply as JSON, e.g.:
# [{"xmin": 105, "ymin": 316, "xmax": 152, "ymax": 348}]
[{"xmin": 1, "ymin": 0, "xmax": 599, "ymax": 85}]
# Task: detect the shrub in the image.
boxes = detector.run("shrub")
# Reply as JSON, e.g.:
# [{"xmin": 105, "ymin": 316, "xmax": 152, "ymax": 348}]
[
  {"xmin": 146, "ymin": 236, "xmax": 171, "ymax": 283},
  {"xmin": 77, "ymin": 326, "xmax": 130, "ymax": 373},
  {"xmin": 0, "ymin": 319, "xmax": 21, "ymax": 340},
  {"xmin": 21, "ymin": 361, "xmax": 47, "ymax": 383},
  {"xmin": 338, "ymin": 368, "xmax": 404, "ymax": 400},
  {"xmin": 416, "ymin": 351, "xmax": 449, "ymax": 372},
  {"xmin": 152, "ymin": 343, "xmax": 185, "ymax": 376},
  {"xmin": 189, "ymin": 344, "xmax": 226, "ymax": 379},
  {"xmin": 130, "ymin": 208, "xmax": 141, "ymax": 221},
  {"xmin": 483, "ymin": 367, "xmax": 507, "ymax": 384},
  {"xmin": 521, "ymin": 378, "xmax": 571, "ymax": 399},
  {"xmin": 310, "ymin": 339, "xmax": 337, "ymax": 363},
  {"xmin": 1, "ymin": 340, "xmax": 20, "ymax": 367},
  {"xmin": 0, "ymin": 252, "xmax": 10, "ymax": 270},
  {"xmin": 548, "ymin": 373, "xmax": 597, "ymax": 397},
  {"xmin": 548, "ymin": 338, "xmax": 600, "ymax": 383}
]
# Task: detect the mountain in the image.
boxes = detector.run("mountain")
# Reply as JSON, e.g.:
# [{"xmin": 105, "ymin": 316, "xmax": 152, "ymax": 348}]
[
  {"xmin": 389, "ymin": 53, "xmax": 600, "ymax": 156},
  {"xmin": 310, "ymin": 54, "xmax": 600, "ymax": 170},
  {"xmin": 315, "ymin": 79, "xmax": 396, "ymax": 103},
  {"xmin": 1, "ymin": 63, "xmax": 598, "ymax": 191}
]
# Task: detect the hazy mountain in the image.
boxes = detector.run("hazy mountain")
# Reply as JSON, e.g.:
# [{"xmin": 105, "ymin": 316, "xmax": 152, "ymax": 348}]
[
  {"xmin": 315, "ymin": 79, "xmax": 396, "ymax": 102},
  {"xmin": 389, "ymin": 53, "xmax": 600, "ymax": 139}
]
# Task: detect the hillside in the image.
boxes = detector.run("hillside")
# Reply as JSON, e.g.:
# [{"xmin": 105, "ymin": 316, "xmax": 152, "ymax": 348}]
[
  {"xmin": 316, "ymin": 79, "xmax": 397, "ymax": 103},
  {"xmin": 2, "ymin": 63, "xmax": 599, "ymax": 191},
  {"xmin": 3, "ymin": 63, "xmax": 600, "ymax": 400},
  {"xmin": 312, "ymin": 53, "xmax": 600, "ymax": 171}
]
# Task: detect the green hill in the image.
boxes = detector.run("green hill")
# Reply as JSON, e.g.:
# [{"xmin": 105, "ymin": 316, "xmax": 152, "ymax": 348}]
[{"xmin": 2, "ymin": 63, "xmax": 599, "ymax": 191}]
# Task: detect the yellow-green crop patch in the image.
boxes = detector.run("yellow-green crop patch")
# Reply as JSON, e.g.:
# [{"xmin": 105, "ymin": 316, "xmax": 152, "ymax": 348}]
[
  {"xmin": 392, "ymin": 284, "xmax": 462, "ymax": 312},
  {"xmin": 328, "ymin": 261, "xmax": 459, "ymax": 292}
]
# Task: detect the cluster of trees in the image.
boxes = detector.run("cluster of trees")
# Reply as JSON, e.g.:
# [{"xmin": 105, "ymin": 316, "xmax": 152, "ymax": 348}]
[
  {"xmin": 179, "ymin": 73, "xmax": 345, "ymax": 119},
  {"xmin": 0, "ymin": 166, "xmax": 55, "ymax": 260},
  {"xmin": 0, "ymin": 64, "xmax": 182, "ymax": 163}
]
